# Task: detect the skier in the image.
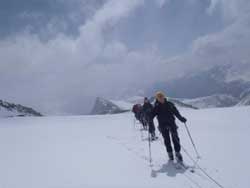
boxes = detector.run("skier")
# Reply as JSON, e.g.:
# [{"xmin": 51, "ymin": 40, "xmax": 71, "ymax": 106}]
[
  {"xmin": 142, "ymin": 97, "xmax": 157, "ymax": 140},
  {"xmin": 152, "ymin": 91, "xmax": 187, "ymax": 162},
  {"xmin": 132, "ymin": 104, "xmax": 147, "ymax": 129},
  {"xmin": 132, "ymin": 104, "xmax": 141, "ymax": 120}
]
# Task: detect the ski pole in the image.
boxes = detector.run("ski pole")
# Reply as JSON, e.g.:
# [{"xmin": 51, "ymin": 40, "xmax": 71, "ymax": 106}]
[
  {"xmin": 184, "ymin": 123, "xmax": 201, "ymax": 159},
  {"xmin": 140, "ymin": 122, "xmax": 144, "ymax": 141},
  {"xmin": 133, "ymin": 118, "xmax": 136, "ymax": 130},
  {"xmin": 148, "ymin": 128, "xmax": 153, "ymax": 166}
]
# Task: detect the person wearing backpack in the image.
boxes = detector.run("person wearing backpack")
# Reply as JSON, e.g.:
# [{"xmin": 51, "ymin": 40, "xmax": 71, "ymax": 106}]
[
  {"xmin": 142, "ymin": 97, "xmax": 157, "ymax": 140},
  {"xmin": 132, "ymin": 104, "xmax": 147, "ymax": 129}
]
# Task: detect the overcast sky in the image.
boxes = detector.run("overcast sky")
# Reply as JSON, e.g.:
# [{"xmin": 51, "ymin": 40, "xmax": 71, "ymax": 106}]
[{"xmin": 0, "ymin": 0, "xmax": 250, "ymax": 114}]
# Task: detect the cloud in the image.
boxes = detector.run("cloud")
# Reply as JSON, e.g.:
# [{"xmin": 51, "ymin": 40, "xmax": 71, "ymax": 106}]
[
  {"xmin": 193, "ymin": 0, "xmax": 250, "ymax": 64},
  {"xmin": 0, "ymin": 0, "xmax": 104, "ymax": 39},
  {"xmin": 0, "ymin": 0, "xmax": 164, "ymax": 114},
  {"xmin": 166, "ymin": 1, "xmax": 250, "ymax": 81},
  {"xmin": 149, "ymin": 0, "xmax": 250, "ymax": 85},
  {"xmin": 207, "ymin": 0, "xmax": 250, "ymax": 22},
  {"xmin": 155, "ymin": 0, "xmax": 169, "ymax": 7}
]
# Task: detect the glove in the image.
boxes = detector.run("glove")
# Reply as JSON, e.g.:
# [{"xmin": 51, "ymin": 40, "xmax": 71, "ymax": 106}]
[{"xmin": 180, "ymin": 116, "xmax": 187, "ymax": 123}]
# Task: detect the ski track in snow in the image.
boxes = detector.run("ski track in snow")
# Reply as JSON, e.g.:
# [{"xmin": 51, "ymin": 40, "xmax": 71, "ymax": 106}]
[
  {"xmin": 0, "ymin": 106, "xmax": 250, "ymax": 188},
  {"xmin": 106, "ymin": 134, "xmax": 205, "ymax": 188},
  {"xmin": 106, "ymin": 128, "xmax": 214, "ymax": 188}
]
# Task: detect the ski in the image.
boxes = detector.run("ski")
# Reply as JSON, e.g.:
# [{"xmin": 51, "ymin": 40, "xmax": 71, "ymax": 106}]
[{"xmin": 175, "ymin": 161, "xmax": 195, "ymax": 173}]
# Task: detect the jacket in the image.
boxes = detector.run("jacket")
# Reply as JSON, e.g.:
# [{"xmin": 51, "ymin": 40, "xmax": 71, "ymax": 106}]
[{"xmin": 152, "ymin": 99, "xmax": 185, "ymax": 128}]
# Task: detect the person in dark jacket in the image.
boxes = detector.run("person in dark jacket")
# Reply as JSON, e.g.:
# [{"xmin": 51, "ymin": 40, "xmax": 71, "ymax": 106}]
[
  {"xmin": 152, "ymin": 91, "xmax": 187, "ymax": 162},
  {"xmin": 132, "ymin": 104, "xmax": 147, "ymax": 129},
  {"xmin": 142, "ymin": 97, "xmax": 156, "ymax": 140}
]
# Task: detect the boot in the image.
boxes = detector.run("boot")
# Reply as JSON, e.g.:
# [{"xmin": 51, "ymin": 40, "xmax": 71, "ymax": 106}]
[
  {"xmin": 168, "ymin": 152, "xmax": 174, "ymax": 161},
  {"xmin": 175, "ymin": 152, "xmax": 183, "ymax": 162}
]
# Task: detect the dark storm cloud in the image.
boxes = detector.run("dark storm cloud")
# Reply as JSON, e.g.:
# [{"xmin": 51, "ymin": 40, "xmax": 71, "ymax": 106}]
[{"xmin": 0, "ymin": 0, "xmax": 104, "ymax": 39}]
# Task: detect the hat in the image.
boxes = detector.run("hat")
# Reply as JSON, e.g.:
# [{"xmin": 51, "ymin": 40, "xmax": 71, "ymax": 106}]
[{"xmin": 155, "ymin": 91, "xmax": 166, "ymax": 100}]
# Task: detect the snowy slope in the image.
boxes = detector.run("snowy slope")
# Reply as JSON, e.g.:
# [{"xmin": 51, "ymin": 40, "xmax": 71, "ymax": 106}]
[{"xmin": 0, "ymin": 107, "xmax": 250, "ymax": 188}]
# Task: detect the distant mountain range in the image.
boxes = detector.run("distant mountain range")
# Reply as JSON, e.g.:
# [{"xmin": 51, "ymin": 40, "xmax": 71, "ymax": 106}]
[
  {"xmin": 91, "ymin": 88, "xmax": 250, "ymax": 115},
  {"xmin": 143, "ymin": 62, "xmax": 250, "ymax": 109},
  {"xmin": 182, "ymin": 94, "xmax": 239, "ymax": 109},
  {"xmin": 90, "ymin": 96, "xmax": 197, "ymax": 115},
  {"xmin": 0, "ymin": 100, "xmax": 42, "ymax": 117},
  {"xmin": 148, "ymin": 65, "xmax": 250, "ymax": 99}
]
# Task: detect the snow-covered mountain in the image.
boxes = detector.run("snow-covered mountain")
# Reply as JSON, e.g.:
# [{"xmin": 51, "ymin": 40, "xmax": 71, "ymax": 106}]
[
  {"xmin": 148, "ymin": 64, "xmax": 250, "ymax": 100},
  {"xmin": 182, "ymin": 94, "xmax": 239, "ymax": 109},
  {"xmin": 0, "ymin": 100, "xmax": 42, "ymax": 117},
  {"xmin": 0, "ymin": 106, "xmax": 249, "ymax": 188},
  {"xmin": 91, "ymin": 96, "xmax": 198, "ymax": 115},
  {"xmin": 126, "ymin": 96, "xmax": 198, "ymax": 109},
  {"xmin": 179, "ymin": 87, "xmax": 250, "ymax": 109},
  {"xmin": 168, "ymin": 98, "xmax": 198, "ymax": 109},
  {"xmin": 237, "ymin": 88, "xmax": 250, "ymax": 106},
  {"xmin": 145, "ymin": 62, "xmax": 250, "ymax": 109},
  {"xmin": 90, "ymin": 97, "xmax": 129, "ymax": 115}
]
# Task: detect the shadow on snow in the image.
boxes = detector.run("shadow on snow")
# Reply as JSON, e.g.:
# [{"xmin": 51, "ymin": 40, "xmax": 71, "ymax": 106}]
[{"xmin": 151, "ymin": 161, "xmax": 186, "ymax": 178}]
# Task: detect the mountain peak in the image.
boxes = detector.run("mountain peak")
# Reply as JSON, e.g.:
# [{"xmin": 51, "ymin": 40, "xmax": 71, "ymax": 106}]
[
  {"xmin": 0, "ymin": 100, "xmax": 42, "ymax": 117},
  {"xmin": 90, "ymin": 97, "xmax": 129, "ymax": 115}
]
